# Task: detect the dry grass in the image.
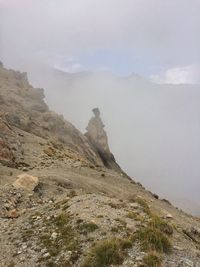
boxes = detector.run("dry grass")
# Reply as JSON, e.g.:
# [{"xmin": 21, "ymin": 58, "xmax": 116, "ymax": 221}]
[
  {"xmin": 136, "ymin": 227, "xmax": 172, "ymax": 253},
  {"xmin": 78, "ymin": 222, "xmax": 99, "ymax": 233},
  {"xmin": 141, "ymin": 251, "xmax": 162, "ymax": 267},
  {"xmin": 81, "ymin": 238, "xmax": 132, "ymax": 267},
  {"xmin": 149, "ymin": 216, "xmax": 173, "ymax": 236}
]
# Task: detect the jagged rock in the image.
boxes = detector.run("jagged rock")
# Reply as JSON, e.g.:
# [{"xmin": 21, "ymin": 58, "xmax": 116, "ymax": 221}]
[
  {"xmin": 85, "ymin": 108, "xmax": 110, "ymax": 153},
  {"xmin": 13, "ymin": 174, "xmax": 39, "ymax": 192},
  {"xmin": 0, "ymin": 66, "xmax": 104, "ymax": 168},
  {"xmin": 85, "ymin": 108, "xmax": 122, "ymax": 172}
]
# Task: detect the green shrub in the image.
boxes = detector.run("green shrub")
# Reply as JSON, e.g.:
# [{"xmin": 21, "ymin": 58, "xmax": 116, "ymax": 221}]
[
  {"xmin": 119, "ymin": 238, "xmax": 132, "ymax": 249},
  {"xmin": 81, "ymin": 238, "xmax": 131, "ymax": 267},
  {"xmin": 53, "ymin": 213, "xmax": 70, "ymax": 228},
  {"xmin": 39, "ymin": 213, "xmax": 79, "ymax": 260},
  {"xmin": 149, "ymin": 216, "xmax": 173, "ymax": 236},
  {"xmin": 78, "ymin": 222, "xmax": 99, "ymax": 233},
  {"xmin": 137, "ymin": 227, "xmax": 172, "ymax": 253}
]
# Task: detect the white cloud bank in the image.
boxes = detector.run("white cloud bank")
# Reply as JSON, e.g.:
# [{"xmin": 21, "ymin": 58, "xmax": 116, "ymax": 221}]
[
  {"xmin": 54, "ymin": 63, "xmax": 84, "ymax": 73},
  {"xmin": 150, "ymin": 65, "xmax": 200, "ymax": 84}
]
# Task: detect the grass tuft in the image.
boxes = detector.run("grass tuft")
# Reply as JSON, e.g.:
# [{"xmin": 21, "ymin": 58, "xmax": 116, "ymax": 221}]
[
  {"xmin": 126, "ymin": 211, "xmax": 144, "ymax": 221},
  {"xmin": 39, "ymin": 213, "xmax": 80, "ymax": 261},
  {"xmin": 142, "ymin": 251, "xmax": 162, "ymax": 267},
  {"xmin": 149, "ymin": 216, "xmax": 173, "ymax": 236},
  {"xmin": 136, "ymin": 198, "xmax": 151, "ymax": 216},
  {"xmin": 137, "ymin": 227, "xmax": 172, "ymax": 253},
  {"xmin": 78, "ymin": 222, "xmax": 99, "ymax": 233},
  {"xmin": 81, "ymin": 238, "xmax": 132, "ymax": 267}
]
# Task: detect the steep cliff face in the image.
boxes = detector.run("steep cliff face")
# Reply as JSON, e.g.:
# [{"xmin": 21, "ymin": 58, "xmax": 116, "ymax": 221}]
[
  {"xmin": 0, "ymin": 64, "xmax": 119, "ymax": 169},
  {"xmin": 85, "ymin": 108, "xmax": 122, "ymax": 172}
]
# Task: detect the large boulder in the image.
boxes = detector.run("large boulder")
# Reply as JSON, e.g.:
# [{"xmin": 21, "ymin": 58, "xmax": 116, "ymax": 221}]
[{"xmin": 13, "ymin": 174, "xmax": 39, "ymax": 192}]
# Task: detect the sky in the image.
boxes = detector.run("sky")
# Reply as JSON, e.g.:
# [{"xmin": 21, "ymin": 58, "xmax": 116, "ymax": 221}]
[
  {"xmin": 1, "ymin": 0, "xmax": 200, "ymax": 82},
  {"xmin": 0, "ymin": 0, "xmax": 200, "ymax": 214}
]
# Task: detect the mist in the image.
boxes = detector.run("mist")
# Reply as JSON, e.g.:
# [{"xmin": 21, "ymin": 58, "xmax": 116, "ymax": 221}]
[
  {"xmin": 1, "ymin": 0, "xmax": 200, "ymax": 215},
  {"xmin": 28, "ymin": 70, "xmax": 200, "ymax": 215}
]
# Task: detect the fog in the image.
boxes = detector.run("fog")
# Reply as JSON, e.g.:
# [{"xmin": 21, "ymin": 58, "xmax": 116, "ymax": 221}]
[
  {"xmin": 1, "ymin": 0, "xmax": 200, "ymax": 215},
  {"xmin": 28, "ymin": 70, "xmax": 200, "ymax": 215}
]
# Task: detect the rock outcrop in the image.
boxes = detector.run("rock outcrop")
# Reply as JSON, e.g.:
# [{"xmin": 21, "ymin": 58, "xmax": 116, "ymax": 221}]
[
  {"xmin": 0, "ymin": 65, "xmax": 105, "ymax": 169},
  {"xmin": 85, "ymin": 108, "xmax": 122, "ymax": 172},
  {"xmin": 13, "ymin": 174, "xmax": 39, "ymax": 192},
  {"xmin": 0, "ymin": 64, "xmax": 126, "ymax": 172}
]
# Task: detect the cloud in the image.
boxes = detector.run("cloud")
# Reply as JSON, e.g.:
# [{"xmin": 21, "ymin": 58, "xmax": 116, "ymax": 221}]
[
  {"xmin": 54, "ymin": 62, "xmax": 84, "ymax": 73},
  {"xmin": 150, "ymin": 65, "xmax": 200, "ymax": 84},
  {"xmin": 1, "ymin": 0, "xmax": 200, "ymax": 75}
]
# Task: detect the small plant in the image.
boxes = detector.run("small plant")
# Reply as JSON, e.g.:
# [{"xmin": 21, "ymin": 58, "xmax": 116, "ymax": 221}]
[
  {"xmin": 111, "ymin": 226, "xmax": 119, "ymax": 233},
  {"xmin": 54, "ymin": 198, "xmax": 69, "ymax": 209},
  {"xmin": 127, "ymin": 211, "xmax": 137, "ymax": 219},
  {"xmin": 53, "ymin": 212, "xmax": 70, "ymax": 228},
  {"xmin": 81, "ymin": 238, "xmax": 131, "ymax": 267},
  {"xmin": 68, "ymin": 190, "xmax": 77, "ymax": 198},
  {"xmin": 78, "ymin": 222, "xmax": 99, "ymax": 233},
  {"xmin": 119, "ymin": 238, "xmax": 132, "ymax": 249},
  {"xmin": 136, "ymin": 198, "xmax": 151, "ymax": 216},
  {"xmin": 149, "ymin": 216, "xmax": 173, "ymax": 236},
  {"xmin": 137, "ymin": 227, "xmax": 172, "ymax": 253},
  {"xmin": 107, "ymin": 202, "xmax": 125, "ymax": 209},
  {"xmin": 39, "ymin": 213, "xmax": 80, "ymax": 261},
  {"xmin": 126, "ymin": 211, "xmax": 144, "ymax": 221},
  {"xmin": 142, "ymin": 251, "xmax": 162, "ymax": 267}
]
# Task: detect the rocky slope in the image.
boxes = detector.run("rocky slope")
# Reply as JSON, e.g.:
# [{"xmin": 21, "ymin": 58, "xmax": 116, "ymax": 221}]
[
  {"xmin": 0, "ymin": 63, "xmax": 122, "ymax": 170},
  {"xmin": 0, "ymin": 64, "xmax": 200, "ymax": 267}
]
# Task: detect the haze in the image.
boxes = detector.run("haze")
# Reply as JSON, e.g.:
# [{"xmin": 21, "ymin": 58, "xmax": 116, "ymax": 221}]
[{"xmin": 1, "ymin": 0, "xmax": 200, "ymax": 215}]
